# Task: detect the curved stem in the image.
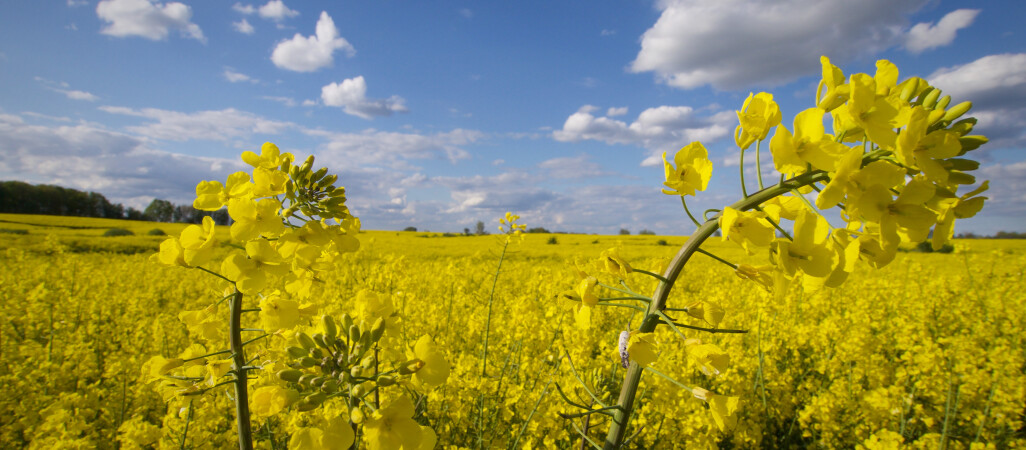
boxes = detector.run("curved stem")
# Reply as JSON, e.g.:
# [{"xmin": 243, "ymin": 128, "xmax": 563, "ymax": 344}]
[
  {"xmin": 481, "ymin": 239, "xmax": 509, "ymax": 377},
  {"xmin": 632, "ymin": 269, "xmax": 669, "ymax": 283},
  {"xmin": 680, "ymin": 196, "xmax": 701, "ymax": 228},
  {"xmin": 602, "ymin": 169, "xmax": 829, "ymax": 449},
  {"xmin": 739, "ymin": 148, "xmax": 749, "ymax": 198}
]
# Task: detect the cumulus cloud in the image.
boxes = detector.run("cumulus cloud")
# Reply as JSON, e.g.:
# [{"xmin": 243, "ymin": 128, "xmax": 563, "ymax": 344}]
[
  {"xmin": 0, "ymin": 113, "xmax": 245, "ymax": 207},
  {"xmin": 223, "ymin": 67, "xmax": 257, "ymax": 83},
  {"xmin": 232, "ymin": 3, "xmax": 256, "ymax": 14},
  {"xmin": 929, "ymin": 53, "xmax": 1026, "ymax": 148},
  {"xmin": 306, "ymin": 128, "xmax": 483, "ymax": 168},
  {"xmin": 538, "ymin": 154, "xmax": 608, "ymax": 179},
  {"xmin": 905, "ymin": 9, "xmax": 979, "ymax": 53},
  {"xmin": 258, "ymin": 0, "xmax": 299, "ymax": 21},
  {"xmin": 99, "ymin": 106, "xmax": 293, "ymax": 141},
  {"xmin": 631, "ymin": 0, "xmax": 928, "ymax": 90},
  {"xmin": 552, "ymin": 104, "xmax": 733, "ymax": 165},
  {"xmin": 607, "ymin": 107, "xmax": 628, "ymax": 117},
  {"xmin": 320, "ymin": 76, "xmax": 408, "ymax": 119},
  {"xmin": 271, "ymin": 11, "xmax": 354, "ymax": 72},
  {"xmin": 233, "ymin": 18, "xmax": 255, "ymax": 34},
  {"xmin": 96, "ymin": 0, "xmax": 205, "ymax": 42}
]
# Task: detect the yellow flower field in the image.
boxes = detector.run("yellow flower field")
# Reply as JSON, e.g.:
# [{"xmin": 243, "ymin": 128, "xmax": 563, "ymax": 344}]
[{"xmin": 1, "ymin": 213, "xmax": 1023, "ymax": 448}]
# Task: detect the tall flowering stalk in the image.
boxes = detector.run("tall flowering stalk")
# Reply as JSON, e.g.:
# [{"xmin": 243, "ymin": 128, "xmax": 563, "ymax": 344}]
[
  {"xmin": 147, "ymin": 144, "xmax": 449, "ymax": 449},
  {"xmin": 555, "ymin": 56, "xmax": 990, "ymax": 448}
]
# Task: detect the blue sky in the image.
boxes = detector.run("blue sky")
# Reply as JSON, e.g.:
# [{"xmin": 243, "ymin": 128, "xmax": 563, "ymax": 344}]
[{"xmin": 1, "ymin": 0, "xmax": 1024, "ymax": 235}]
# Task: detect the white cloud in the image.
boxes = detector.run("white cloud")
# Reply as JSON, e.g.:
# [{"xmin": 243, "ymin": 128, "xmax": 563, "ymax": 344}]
[
  {"xmin": 96, "ymin": 0, "xmax": 205, "ymax": 42},
  {"xmin": 607, "ymin": 107, "xmax": 628, "ymax": 117},
  {"xmin": 223, "ymin": 68, "xmax": 257, "ymax": 83},
  {"xmin": 99, "ymin": 106, "xmax": 293, "ymax": 141},
  {"xmin": 631, "ymin": 0, "xmax": 927, "ymax": 90},
  {"xmin": 233, "ymin": 18, "xmax": 255, "ymax": 34},
  {"xmin": 35, "ymin": 77, "xmax": 100, "ymax": 101},
  {"xmin": 232, "ymin": 3, "xmax": 256, "ymax": 14},
  {"xmin": 458, "ymin": 8, "xmax": 473, "ymax": 19},
  {"xmin": 929, "ymin": 53, "xmax": 1026, "ymax": 149},
  {"xmin": 259, "ymin": 0, "xmax": 298, "ymax": 21},
  {"xmin": 320, "ymin": 76, "xmax": 408, "ymax": 119},
  {"xmin": 905, "ymin": 9, "xmax": 979, "ymax": 54},
  {"xmin": 271, "ymin": 11, "xmax": 355, "ymax": 72},
  {"xmin": 553, "ymin": 105, "xmax": 733, "ymax": 165},
  {"xmin": 0, "ymin": 113, "xmax": 245, "ymax": 207},
  {"xmin": 262, "ymin": 96, "xmax": 296, "ymax": 107},
  {"xmin": 67, "ymin": 0, "xmax": 89, "ymax": 7},
  {"xmin": 305, "ymin": 128, "xmax": 484, "ymax": 168},
  {"xmin": 301, "ymin": 99, "xmax": 318, "ymax": 107},
  {"xmin": 538, "ymin": 155, "xmax": 608, "ymax": 179}
]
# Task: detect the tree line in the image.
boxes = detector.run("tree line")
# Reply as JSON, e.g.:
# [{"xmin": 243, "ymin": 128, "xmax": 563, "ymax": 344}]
[{"xmin": 0, "ymin": 180, "xmax": 229, "ymax": 225}]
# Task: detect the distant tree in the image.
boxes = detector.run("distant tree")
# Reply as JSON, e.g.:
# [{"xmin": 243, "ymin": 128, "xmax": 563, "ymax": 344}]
[
  {"xmin": 527, "ymin": 227, "xmax": 550, "ymax": 233},
  {"xmin": 475, "ymin": 220, "xmax": 487, "ymax": 235},
  {"xmin": 464, "ymin": 228, "xmax": 471, "ymax": 236},
  {"xmin": 403, "ymin": 226, "xmax": 418, "ymax": 232},
  {"xmin": 211, "ymin": 209, "xmax": 231, "ymax": 226},
  {"xmin": 619, "ymin": 228, "xmax": 631, "ymax": 235},
  {"xmin": 173, "ymin": 204, "xmax": 199, "ymax": 223},
  {"xmin": 638, "ymin": 229, "xmax": 656, "ymax": 235},
  {"xmin": 144, "ymin": 199, "xmax": 175, "ymax": 222},
  {"xmin": 125, "ymin": 207, "xmax": 146, "ymax": 221}
]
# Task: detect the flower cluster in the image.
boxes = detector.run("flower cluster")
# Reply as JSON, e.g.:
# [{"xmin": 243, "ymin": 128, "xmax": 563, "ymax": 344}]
[{"xmin": 147, "ymin": 142, "xmax": 448, "ymax": 448}]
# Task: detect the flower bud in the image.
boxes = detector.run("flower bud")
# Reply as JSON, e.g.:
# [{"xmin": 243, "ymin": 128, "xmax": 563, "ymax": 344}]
[
  {"xmin": 360, "ymin": 354, "xmax": 375, "ymax": 369},
  {"xmin": 296, "ymin": 392, "xmax": 327, "ymax": 411},
  {"xmin": 310, "ymin": 167, "xmax": 328, "ymax": 183},
  {"xmin": 350, "ymin": 366, "xmax": 363, "ymax": 379},
  {"xmin": 376, "ymin": 376, "xmax": 396, "ymax": 387},
  {"xmin": 341, "ymin": 313, "xmax": 354, "ymax": 333},
  {"xmin": 298, "ymin": 374, "xmax": 318, "ymax": 386},
  {"xmin": 310, "ymin": 348, "xmax": 324, "ymax": 360},
  {"xmin": 942, "ymin": 101, "xmax": 972, "ymax": 123},
  {"xmin": 958, "ymin": 135, "xmax": 989, "ymax": 153},
  {"xmin": 921, "ymin": 87, "xmax": 941, "ymax": 109},
  {"xmin": 350, "ymin": 407, "xmax": 365, "ymax": 424},
  {"xmin": 398, "ymin": 359, "xmax": 425, "ymax": 375},
  {"xmin": 348, "ymin": 324, "xmax": 361, "ymax": 343},
  {"xmin": 352, "ymin": 383, "xmax": 368, "ymax": 397},
  {"xmin": 286, "ymin": 346, "xmax": 308, "ymax": 358},
  {"xmin": 322, "ymin": 315, "xmax": 338, "ymax": 341},
  {"xmin": 299, "ymin": 356, "xmax": 319, "ymax": 368},
  {"xmin": 370, "ymin": 317, "xmax": 386, "ymax": 342},
  {"xmin": 296, "ymin": 332, "xmax": 316, "ymax": 350},
  {"xmin": 313, "ymin": 333, "xmax": 329, "ymax": 350},
  {"xmin": 320, "ymin": 380, "xmax": 339, "ymax": 394},
  {"xmin": 277, "ymin": 369, "xmax": 304, "ymax": 383}
]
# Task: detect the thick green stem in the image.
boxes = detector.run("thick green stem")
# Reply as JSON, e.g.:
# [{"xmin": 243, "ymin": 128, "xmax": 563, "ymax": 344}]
[
  {"xmin": 229, "ymin": 290, "xmax": 254, "ymax": 450},
  {"xmin": 602, "ymin": 170, "xmax": 828, "ymax": 449}
]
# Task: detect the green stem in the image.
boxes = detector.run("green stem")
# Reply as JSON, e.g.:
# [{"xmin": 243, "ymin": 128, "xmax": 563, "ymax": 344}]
[
  {"xmin": 602, "ymin": 169, "xmax": 829, "ymax": 449},
  {"xmin": 229, "ymin": 290, "xmax": 254, "ymax": 450},
  {"xmin": 481, "ymin": 239, "xmax": 510, "ymax": 378},
  {"xmin": 632, "ymin": 269, "xmax": 669, "ymax": 283},
  {"xmin": 755, "ymin": 139, "xmax": 765, "ymax": 190},
  {"xmin": 753, "ymin": 205, "xmax": 793, "ymax": 240},
  {"xmin": 695, "ymin": 248, "xmax": 737, "ymax": 270},
  {"xmin": 680, "ymin": 196, "xmax": 701, "ymax": 228},
  {"xmin": 739, "ymin": 148, "xmax": 749, "ymax": 198}
]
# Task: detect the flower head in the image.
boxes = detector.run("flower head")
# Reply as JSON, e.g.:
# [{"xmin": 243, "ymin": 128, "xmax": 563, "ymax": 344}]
[{"xmin": 662, "ymin": 142, "xmax": 713, "ymax": 196}]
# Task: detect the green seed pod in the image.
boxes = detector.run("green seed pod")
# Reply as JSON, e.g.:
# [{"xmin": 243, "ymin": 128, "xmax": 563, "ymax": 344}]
[
  {"xmin": 277, "ymin": 369, "xmax": 304, "ymax": 383},
  {"xmin": 313, "ymin": 333, "xmax": 329, "ymax": 350},
  {"xmin": 376, "ymin": 375, "xmax": 396, "ymax": 387},
  {"xmin": 921, "ymin": 87, "xmax": 941, "ymax": 109},
  {"xmin": 322, "ymin": 315, "xmax": 338, "ymax": 341},
  {"xmin": 942, "ymin": 101, "xmax": 972, "ymax": 123},
  {"xmin": 286, "ymin": 346, "xmax": 308, "ymax": 358},
  {"xmin": 958, "ymin": 135, "xmax": 989, "ymax": 153},
  {"xmin": 299, "ymin": 356, "xmax": 319, "ymax": 368},
  {"xmin": 349, "ymin": 324, "xmax": 361, "ymax": 343},
  {"xmin": 296, "ymin": 332, "xmax": 316, "ymax": 350}
]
